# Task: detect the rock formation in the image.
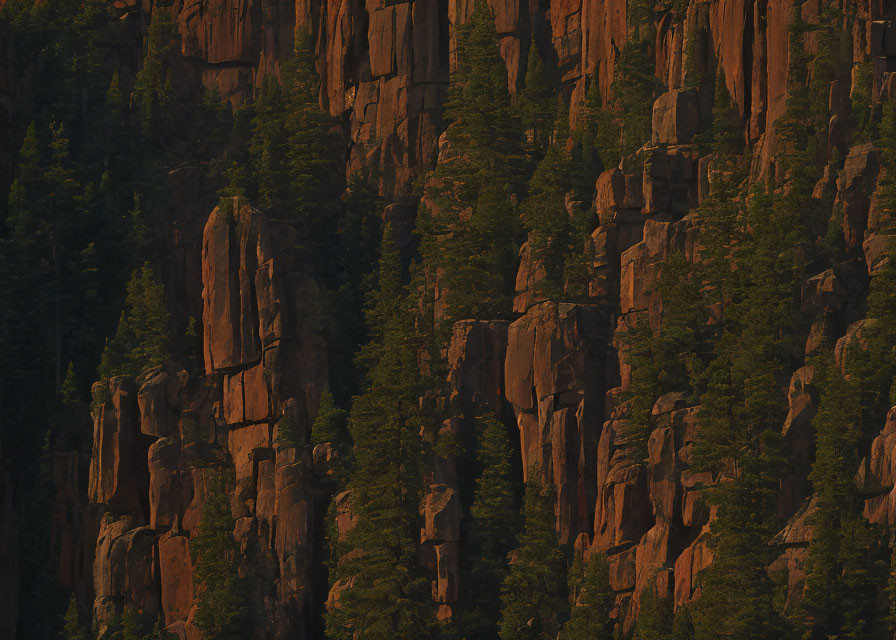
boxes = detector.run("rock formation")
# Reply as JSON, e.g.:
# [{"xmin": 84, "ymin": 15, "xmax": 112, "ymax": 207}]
[
  {"xmin": 2, "ymin": 0, "xmax": 896, "ymax": 637},
  {"xmin": 85, "ymin": 199, "xmax": 327, "ymax": 638}
]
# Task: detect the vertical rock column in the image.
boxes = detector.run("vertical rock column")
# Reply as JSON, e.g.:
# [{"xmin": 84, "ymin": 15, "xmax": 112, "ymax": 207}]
[{"xmin": 504, "ymin": 302, "xmax": 609, "ymax": 544}]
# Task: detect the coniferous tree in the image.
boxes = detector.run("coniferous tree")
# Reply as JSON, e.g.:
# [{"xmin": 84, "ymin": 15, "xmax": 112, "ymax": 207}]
[
  {"xmin": 419, "ymin": 0, "xmax": 525, "ymax": 336},
  {"xmin": 498, "ymin": 474, "xmax": 567, "ymax": 640},
  {"xmin": 518, "ymin": 38, "xmax": 555, "ymax": 161},
  {"xmin": 61, "ymin": 594, "xmax": 86, "ymax": 640},
  {"xmin": 311, "ymin": 388, "xmax": 349, "ymax": 447},
  {"xmin": 462, "ymin": 413, "xmax": 519, "ymax": 639},
  {"xmin": 99, "ymin": 263, "xmax": 171, "ymax": 378},
  {"xmin": 133, "ymin": 11, "xmax": 178, "ymax": 141},
  {"xmin": 191, "ymin": 472, "xmax": 249, "ymax": 640},
  {"xmin": 562, "ymin": 552, "xmax": 615, "ymax": 640},
  {"xmin": 325, "ymin": 225, "xmax": 432, "ymax": 640},
  {"xmin": 521, "ymin": 115, "xmax": 577, "ymax": 301},
  {"xmin": 250, "ymin": 28, "xmax": 342, "ymax": 275}
]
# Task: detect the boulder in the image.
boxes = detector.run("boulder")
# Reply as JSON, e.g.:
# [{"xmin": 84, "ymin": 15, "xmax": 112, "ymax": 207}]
[{"xmin": 652, "ymin": 89, "xmax": 700, "ymax": 145}]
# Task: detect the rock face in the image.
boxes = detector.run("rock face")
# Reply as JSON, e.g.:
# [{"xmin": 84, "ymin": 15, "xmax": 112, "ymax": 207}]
[
  {"xmin": 505, "ymin": 302, "xmax": 610, "ymax": 543},
  {"xmin": 86, "ymin": 200, "xmax": 327, "ymax": 639},
  {"xmin": 27, "ymin": 0, "xmax": 896, "ymax": 637}
]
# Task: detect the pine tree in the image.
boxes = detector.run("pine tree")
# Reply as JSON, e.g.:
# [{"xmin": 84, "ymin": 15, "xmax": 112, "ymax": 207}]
[
  {"xmin": 250, "ymin": 28, "xmax": 342, "ymax": 275},
  {"xmin": 498, "ymin": 474, "xmax": 567, "ymax": 640},
  {"xmin": 562, "ymin": 552, "xmax": 615, "ymax": 640},
  {"xmin": 99, "ymin": 263, "xmax": 171, "ymax": 378},
  {"xmin": 61, "ymin": 594, "xmax": 86, "ymax": 640},
  {"xmin": 634, "ymin": 576, "xmax": 674, "ymax": 640},
  {"xmin": 521, "ymin": 118, "xmax": 577, "ymax": 301},
  {"xmin": 462, "ymin": 413, "xmax": 520, "ymax": 639},
  {"xmin": 110, "ymin": 606, "xmax": 142, "ymax": 640},
  {"xmin": 133, "ymin": 10, "xmax": 178, "ymax": 141},
  {"xmin": 325, "ymin": 225, "xmax": 432, "ymax": 640},
  {"xmin": 419, "ymin": 0, "xmax": 526, "ymax": 337},
  {"xmin": 191, "ymin": 471, "xmax": 249, "ymax": 640},
  {"xmin": 518, "ymin": 38, "xmax": 555, "ymax": 161},
  {"xmin": 311, "ymin": 387, "xmax": 349, "ymax": 447}
]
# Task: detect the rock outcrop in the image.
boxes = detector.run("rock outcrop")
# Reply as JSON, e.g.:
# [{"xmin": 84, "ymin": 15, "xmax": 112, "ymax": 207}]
[{"xmin": 86, "ymin": 199, "xmax": 327, "ymax": 639}]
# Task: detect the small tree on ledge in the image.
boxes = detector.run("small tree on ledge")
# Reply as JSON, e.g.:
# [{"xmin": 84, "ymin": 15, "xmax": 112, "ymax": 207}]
[{"xmin": 98, "ymin": 263, "xmax": 171, "ymax": 378}]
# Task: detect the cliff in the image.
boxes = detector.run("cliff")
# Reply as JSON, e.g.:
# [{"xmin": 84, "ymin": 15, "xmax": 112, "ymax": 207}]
[{"xmin": 1, "ymin": 0, "xmax": 896, "ymax": 638}]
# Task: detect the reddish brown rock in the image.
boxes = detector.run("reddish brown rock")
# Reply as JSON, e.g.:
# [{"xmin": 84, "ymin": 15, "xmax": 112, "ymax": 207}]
[
  {"xmin": 835, "ymin": 143, "xmax": 879, "ymax": 251},
  {"xmin": 158, "ymin": 533, "xmax": 193, "ymax": 626},
  {"xmin": 652, "ymin": 89, "xmax": 700, "ymax": 145},
  {"xmin": 228, "ymin": 422, "xmax": 271, "ymax": 481},
  {"xmin": 513, "ymin": 242, "xmax": 548, "ymax": 313},
  {"xmin": 423, "ymin": 484, "xmax": 461, "ymax": 543},
  {"xmin": 202, "ymin": 200, "xmax": 265, "ymax": 373},
  {"xmin": 434, "ymin": 541, "xmax": 459, "ymax": 603},
  {"xmin": 447, "ymin": 320, "xmax": 509, "ymax": 413},
  {"xmin": 148, "ymin": 437, "xmax": 182, "ymax": 531},
  {"xmin": 673, "ymin": 531, "xmax": 712, "ymax": 606},
  {"xmin": 89, "ymin": 377, "xmax": 146, "ymax": 513},
  {"xmin": 505, "ymin": 302, "xmax": 609, "ymax": 542}
]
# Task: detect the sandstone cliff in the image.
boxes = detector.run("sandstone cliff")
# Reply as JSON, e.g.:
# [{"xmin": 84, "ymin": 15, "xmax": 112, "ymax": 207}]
[{"xmin": 3, "ymin": 0, "xmax": 896, "ymax": 637}]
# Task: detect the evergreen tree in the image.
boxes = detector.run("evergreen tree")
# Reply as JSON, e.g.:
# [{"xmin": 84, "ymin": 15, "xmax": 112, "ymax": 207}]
[
  {"xmin": 462, "ymin": 413, "xmax": 520, "ymax": 639},
  {"xmin": 634, "ymin": 577, "xmax": 675, "ymax": 640},
  {"xmin": 191, "ymin": 471, "xmax": 249, "ymax": 640},
  {"xmin": 250, "ymin": 28, "xmax": 342, "ymax": 275},
  {"xmin": 498, "ymin": 474, "xmax": 567, "ymax": 640},
  {"xmin": 562, "ymin": 552, "xmax": 615, "ymax": 640},
  {"xmin": 325, "ymin": 225, "xmax": 432, "ymax": 640},
  {"xmin": 311, "ymin": 387, "xmax": 349, "ymax": 448},
  {"xmin": 521, "ymin": 117, "xmax": 578, "ymax": 301},
  {"xmin": 518, "ymin": 38, "xmax": 555, "ymax": 161},
  {"xmin": 99, "ymin": 263, "xmax": 171, "ymax": 378},
  {"xmin": 61, "ymin": 594, "xmax": 86, "ymax": 640},
  {"xmin": 419, "ymin": 0, "xmax": 526, "ymax": 336},
  {"xmin": 133, "ymin": 10, "xmax": 178, "ymax": 141}
]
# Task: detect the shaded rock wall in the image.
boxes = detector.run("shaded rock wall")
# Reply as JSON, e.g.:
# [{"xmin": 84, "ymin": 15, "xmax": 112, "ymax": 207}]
[{"xmin": 85, "ymin": 199, "xmax": 327, "ymax": 639}]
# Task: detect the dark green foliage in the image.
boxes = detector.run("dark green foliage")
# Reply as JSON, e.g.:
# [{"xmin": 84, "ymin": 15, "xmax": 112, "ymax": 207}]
[
  {"xmin": 325, "ymin": 226, "xmax": 433, "ymax": 640},
  {"xmin": 573, "ymin": 39, "xmax": 661, "ymax": 177},
  {"xmin": 133, "ymin": 11, "xmax": 179, "ymax": 141},
  {"xmin": 419, "ymin": 0, "xmax": 525, "ymax": 336},
  {"xmin": 498, "ymin": 474, "xmax": 567, "ymax": 640},
  {"xmin": 634, "ymin": 576, "xmax": 675, "ymax": 640},
  {"xmin": 110, "ymin": 606, "xmax": 178, "ymax": 640},
  {"xmin": 461, "ymin": 413, "xmax": 520, "ymax": 639},
  {"xmin": 612, "ymin": 41, "xmax": 662, "ymax": 162},
  {"xmin": 801, "ymin": 356, "xmax": 886, "ymax": 638},
  {"xmin": 249, "ymin": 29, "xmax": 342, "ymax": 273},
  {"xmin": 621, "ymin": 252, "xmax": 712, "ymax": 456},
  {"xmin": 518, "ymin": 39, "xmax": 556, "ymax": 161},
  {"xmin": 274, "ymin": 412, "xmax": 303, "ymax": 450},
  {"xmin": 98, "ymin": 264, "xmax": 171, "ymax": 378},
  {"xmin": 311, "ymin": 388, "xmax": 349, "ymax": 447},
  {"xmin": 707, "ymin": 69, "xmax": 743, "ymax": 157},
  {"xmin": 876, "ymin": 98, "xmax": 896, "ymax": 220},
  {"xmin": 562, "ymin": 552, "xmax": 615, "ymax": 640},
  {"xmin": 521, "ymin": 118, "xmax": 586, "ymax": 301},
  {"xmin": 61, "ymin": 595, "xmax": 86, "ymax": 640},
  {"xmin": 110, "ymin": 607, "xmax": 143, "ymax": 640},
  {"xmin": 323, "ymin": 177, "xmax": 382, "ymax": 403},
  {"xmin": 191, "ymin": 472, "xmax": 249, "ymax": 640},
  {"xmin": 851, "ymin": 60, "xmax": 875, "ymax": 143}
]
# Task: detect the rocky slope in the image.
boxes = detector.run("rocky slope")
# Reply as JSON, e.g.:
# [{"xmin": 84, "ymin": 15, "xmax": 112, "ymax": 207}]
[{"xmin": 2, "ymin": 0, "xmax": 896, "ymax": 638}]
